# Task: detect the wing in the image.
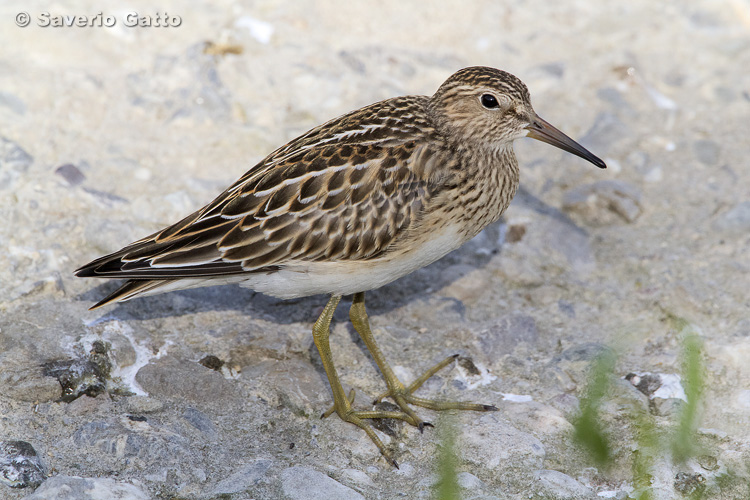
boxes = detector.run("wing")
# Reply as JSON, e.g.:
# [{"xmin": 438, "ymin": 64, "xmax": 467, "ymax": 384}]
[{"xmin": 75, "ymin": 96, "xmax": 444, "ymax": 280}]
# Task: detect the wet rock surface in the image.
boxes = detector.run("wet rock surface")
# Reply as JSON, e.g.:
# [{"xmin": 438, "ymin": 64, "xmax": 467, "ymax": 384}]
[
  {"xmin": 2, "ymin": 1, "xmax": 750, "ymax": 499},
  {"xmin": 24, "ymin": 475, "xmax": 151, "ymax": 500},
  {"xmin": 0, "ymin": 441, "xmax": 45, "ymax": 489}
]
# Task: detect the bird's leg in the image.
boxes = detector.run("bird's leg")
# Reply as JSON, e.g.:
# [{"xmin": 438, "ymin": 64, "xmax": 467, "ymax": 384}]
[
  {"xmin": 313, "ymin": 294, "xmax": 413, "ymax": 467},
  {"xmin": 349, "ymin": 292, "xmax": 497, "ymax": 430}
]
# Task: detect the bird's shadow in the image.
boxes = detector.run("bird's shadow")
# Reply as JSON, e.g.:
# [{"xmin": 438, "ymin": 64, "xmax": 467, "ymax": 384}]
[{"xmin": 76, "ymin": 185, "xmax": 584, "ymax": 326}]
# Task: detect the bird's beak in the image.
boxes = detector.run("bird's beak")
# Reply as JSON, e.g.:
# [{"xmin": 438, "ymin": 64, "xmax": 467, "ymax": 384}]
[{"xmin": 525, "ymin": 115, "xmax": 606, "ymax": 169}]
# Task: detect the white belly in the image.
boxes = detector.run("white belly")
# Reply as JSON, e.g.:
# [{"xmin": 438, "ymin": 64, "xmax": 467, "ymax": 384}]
[{"xmin": 242, "ymin": 224, "xmax": 465, "ymax": 298}]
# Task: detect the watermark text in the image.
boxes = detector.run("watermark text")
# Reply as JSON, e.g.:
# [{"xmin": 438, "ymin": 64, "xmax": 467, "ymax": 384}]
[{"xmin": 15, "ymin": 12, "xmax": 182, "ymax": 28}]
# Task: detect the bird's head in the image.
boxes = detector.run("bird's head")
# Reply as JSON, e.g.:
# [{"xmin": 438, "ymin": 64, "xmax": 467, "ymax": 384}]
[{"xmin": 430, "ymin": 66, "xmax": 606, "ymax": 169}]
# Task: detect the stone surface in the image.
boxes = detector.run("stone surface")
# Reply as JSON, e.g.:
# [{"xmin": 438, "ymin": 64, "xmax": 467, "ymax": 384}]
[
  {"xmin": 562, "ymin": 180, "xmax": 643, "ymax": 225},
  {"xmin": 716, "ymin": 201, "xmax": 750, "ymax": 231},
  {"xmin": 24, "ymin": 475, "xmax": 150, "ymax": 500},
  {"xmin": 533, "ymin": 469, "xmax": 592, "ymax": 499},
  {"xmin": 2, "ymin": 1, "xmax": 750, "ymax": 499},
  {"xmin": 0, "ymin": 441, "xmax": 45, "ymax": 489},
  {"xmin": 211, "ymin": 459, "xmax": 273, "ymax": 495},
  {"xmin": 460, "ymin": 416, "xmax": 546, "ymax": 469},
  {"xmin": 280, "ymin": 466, "xmax": 365, "ymax": 500}
]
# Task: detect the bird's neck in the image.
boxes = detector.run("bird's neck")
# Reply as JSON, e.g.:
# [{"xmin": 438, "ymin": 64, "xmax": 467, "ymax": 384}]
[{"xmin": 446, "ymin": 144, "xmax": 520, "ymax": 238}]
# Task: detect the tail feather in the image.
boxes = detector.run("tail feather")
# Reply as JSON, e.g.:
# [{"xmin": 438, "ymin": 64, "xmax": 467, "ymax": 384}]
[{"xmin": 90, "ymin": 279, "xmax": 173, "ymax": 309}]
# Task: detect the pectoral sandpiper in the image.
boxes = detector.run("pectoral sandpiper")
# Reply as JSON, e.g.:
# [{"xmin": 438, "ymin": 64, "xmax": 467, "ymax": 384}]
[{"xmin": 76, "ymin": 66, "xmax": 606, "ymax": 467}]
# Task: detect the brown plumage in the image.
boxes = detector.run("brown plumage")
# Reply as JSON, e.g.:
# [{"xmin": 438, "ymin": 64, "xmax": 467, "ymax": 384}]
[{"xmin": 75, "ymin": 66, "xmax": 605, "ymax": 466}]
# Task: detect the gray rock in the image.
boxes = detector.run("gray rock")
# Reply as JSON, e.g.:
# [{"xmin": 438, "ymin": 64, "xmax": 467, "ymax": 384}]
[
  {"xmin": 122, "ymin": 396, "xmax": 164, "ymax": 414},
  {"xmin": 0, "ymin": 136, "xmax": 33, "ymax": 190},
  {"xmin": 182, "ymin": 407, "xmax": 217, "ymax": 438},
  {"xmin": 716, "ymin": 201, "xmax": 750, "ymax": 231},
  {"xmin": 339, "ymin": 468, "xmax": 376, "ymax": 490},
  {"xmin": 135, "ymin": 355, "xmax": 236, "ymax": 403},
  {"xmin": 693, "ymin": 139, "xmax": 720, "ymax": 165},
  {"xmin": 0, "ymin": 91, "xmax": 26, "ymax": 115},
  {"xmin": 0, "ymin": 441, "xmax": 45, "ymax": 489},
  {"xmin": 280, "ymin": 466, "xmax": 364, "ymax": 500},
  {"xmin": 127, "ymin": 43, "xmax": 232, "ymax": 123},
  {"xmin": 534, "ymin": 469, "xmax": 592, "ymax": 499},
  {"xmin": 42, "ymin": 340, "xmax": 113, "ymax": 402},
  {"xmin": 457, "ymin": 471, "xmax": 486, "ymax": 490},
  {"xmin": 624, "ymin": 372, "xmax": 662, "ymax": 398},
  {"xmin": 72, "ymin": 418, "xmax": 190, "ymax": 461},
  {"xmin": 562, "ymin": 180, "xmax": 643, "ymax": 225},
  {"xmin": 24, "ymin": 475, "xmax": 151, "ymax": 500},
  {"xmin": 241, "ymin": 357, "xmax": 328, "ymax": 417},
  {"xmin": 0, "ymin": 365, "xmax": 61, "ymax": 403},
  {"xmin": 674, "ymin": 471, "xmax": 706, "ymax": 496},
  {"xmin": 499, "ymin": 193, "xmax": 596, "ymax": 282},
  {"xmin": 211, "ymin": 459, "xmax": 273, "ymax": 495},
  {"xmin": 54, "ymin": 164, "xmax": 86, "ymax": 187},
  {"xmin": 652, "ymin": 397, "xmax": 686, "ymax": 417},
  {"xmin": 477, "ymin": 314, "xmax": 539, "ymax": 360},
  {"xmin": 537, "ymin": 62, "xmax": 565, "ymax": 78},
  {"xmin": 578, "ymin": 112, "xmax": 629, "ymax": 151},
  {"xmin": 460, "ymin": 416, "xmax": 546, "ymax": 469},
  {"xmin": 555, "ymin": 343, "xmax": 609, "ymax": 363},
  {"xmin": 544, "ymin": 343, "xmax": 611, "ymax": 392},
  {"xmin": 596, "ymin": 87, "xmax": 634, "ymax": 114}
]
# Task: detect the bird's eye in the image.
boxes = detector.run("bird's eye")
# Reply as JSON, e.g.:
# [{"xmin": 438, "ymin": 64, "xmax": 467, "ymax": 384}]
[{"xmin": 480, "ymin": 94, "xmax": 500, "ymax": 109}]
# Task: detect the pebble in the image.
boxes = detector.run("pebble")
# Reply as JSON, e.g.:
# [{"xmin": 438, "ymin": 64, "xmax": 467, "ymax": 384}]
[
  {"xmin": 652, "ymin": 397, "xmax": 686, "ymax": 418},
  {"xmin": 534, "ymin": 469, "xmax": 592, "ymax": 498},
  {"xmin": 211, "ymin": 459, "xmax": 273, "ymax": 495},
  {"xmin": 562, "ymin": 180, "xmax": 643, "ymax": 225},
  {"xmin": 0, "ymin": 365, "xmax": 62, "ymax": 403},
  {"xmin": 476, "ymin": 314, "xmax": 539, "ymax": 361},
  {"xmin": 544, "ymin": 343, "xmax": 610, "ymax": 392},
  {"xmin": 578, "ymin": 112, "xmax": 629, "ymax": 151},
  {"xmin": 182, "ymin": 407, "xmax": 218, "ymax": 438},
  {"xmin": 0, "ymin": 91, "xmax": 26, "ymax": 115},
  {"xmin": 339, "ymin": 468, "xmax": 376, "ymax": 489},
  {"xmin": 0, "ymin": 136, "xmax": 33, "ymax": 190},
  {"xmin": 596, "ymin": 87, "xmax": 634, "ymax": 115},
  {"xmin": 280, "ymin": 466, "xmax": 365, "ymax": 500},
  {"xmin": 693, "ymin": 139, "xmax": 720, "ymax": 165},
  {"xmin": 460, "ymin": 416, "xmax": 545, "ymax": 469},
  {"xmin": 716, "ymin": 201, "xmax": 750, "ymax": 231},
  {"xmin": 0, "ymin": 440, "xmax": 46, "ymax": 489},
  {"xmin": 122, "ymin": 396, "xmax": 164, "ymax": 414},
  {"xmin": 456, "ymin": 471, "xmax": 486, "ymax": 490},
  {"xmin": 135, "ymin": 355, "xmax": 236, "ymax": 403},
  {"xmin": 242, "ymin": 357, "xmax": 327, "ymax": 417},
  {"xmin": 54, "ymin": 164, "xmax": 86, "ymax": 187},
  {"xmin": 673, "ymin": 471, "xmax": 706, "ymax": 495},
  {"xmin": 42, "ymin": 340, "xmax": 113, "ymax": 402},
  {"xmin": 72, "ymin": 418, "xmax": 192, "ymax": 463},
  {"xmin": 24, "ymin": 475, "xmax": 151, "ymax": 500}
]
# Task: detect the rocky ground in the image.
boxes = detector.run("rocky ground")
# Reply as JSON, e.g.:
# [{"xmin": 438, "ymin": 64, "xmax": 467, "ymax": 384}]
[{"xmin": 1, "ymin": 1, "xmax": 749, "ymax": 499}]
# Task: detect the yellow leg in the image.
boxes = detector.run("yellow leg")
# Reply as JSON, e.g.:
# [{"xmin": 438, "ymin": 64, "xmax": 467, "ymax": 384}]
[
  {"xmin": 313, "ymin": 295, "xmax": 413, "ymax": 468},
  {"xmin": 349, "ymin": 292, "xmax": 497, "ymax": 429}
]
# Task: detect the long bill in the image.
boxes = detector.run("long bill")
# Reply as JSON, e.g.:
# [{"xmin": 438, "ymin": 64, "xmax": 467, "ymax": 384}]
[{"xmin": 525, "ymin": 115, "xmax": 607, "ymax": 169}]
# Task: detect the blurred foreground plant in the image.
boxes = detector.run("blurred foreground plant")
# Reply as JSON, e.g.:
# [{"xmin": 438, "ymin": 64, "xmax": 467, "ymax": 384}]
[{"xmin": 574, "ymin": 316, "xmax": 711, "ymax": 499}]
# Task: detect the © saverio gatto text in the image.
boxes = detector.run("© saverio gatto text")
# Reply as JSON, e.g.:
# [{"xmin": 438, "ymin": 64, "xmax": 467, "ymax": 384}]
[{"xmin": 16, "ymin": 11, "xmax": 182, "ymax": 28}]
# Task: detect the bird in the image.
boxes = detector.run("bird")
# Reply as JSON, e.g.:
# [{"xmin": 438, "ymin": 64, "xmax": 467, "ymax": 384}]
[{"xmin": 75, "ymin": 66, "xmax": 606, "ymax": 467}]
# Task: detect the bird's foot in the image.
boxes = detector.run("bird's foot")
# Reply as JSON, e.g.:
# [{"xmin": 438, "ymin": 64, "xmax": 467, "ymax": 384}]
[
  {"xmin": 320, "ymin": 355, "xmax": 496, "ymax": 467},
  {"xmin": 373, "ymin": 354, "xmax": 498, "ymax": 431},
  {"xmin": 321, "ymin": 388, "xmax": 413, "ymax": 468}
]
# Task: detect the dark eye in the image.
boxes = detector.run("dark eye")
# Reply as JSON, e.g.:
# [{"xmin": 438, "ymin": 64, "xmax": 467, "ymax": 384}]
[{"xmin": 481, "ymin": 94, "xmax": 499, "ymax": 109}]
